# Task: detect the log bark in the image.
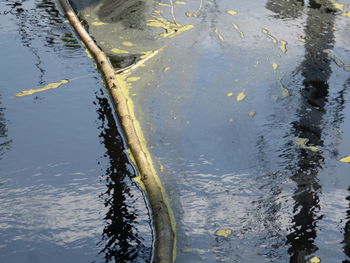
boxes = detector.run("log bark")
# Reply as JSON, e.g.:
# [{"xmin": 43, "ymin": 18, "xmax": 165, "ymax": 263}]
[{"xmin": 57, "ymin": 0, "xmax": 175, "ymax": 262}]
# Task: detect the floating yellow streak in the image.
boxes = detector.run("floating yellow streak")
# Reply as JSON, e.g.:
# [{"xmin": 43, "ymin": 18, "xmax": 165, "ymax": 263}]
[
  {"xmin": 280, "ymin": 40, "xmax": 287, "ymax": 53},
  {"xmin": 227, "ymin": 92, "xmax": 233, "ymax": 97},
  {"xmin": 163, "ymin": 66, "xmax": 171, "ymax": 72},
  {"xmin": 158, "ymin": 2, "xmax": 171, "ymax": 6},
  {"xmin": 232, "ymin": 23, "xmax": 245, "ymax": 38},
  {"xmin": 214, "ymin": 28, "xmax": 224, "ymax": 41},
  {"xmin": 111, "ymin": 48, "xmax": 129, "ymax": 54},
  {"xmin": 339, "ymin": 155, "xmax": 350, "ymax": 163},
  {"xmin": 295, "ymin": 137, "xmax": 319, "ymax": 152},
  {"xmin": 215, "ymin": 229, "xmax": 233, "ymax": 237},
  {"xmin": 341, "ymin": 11, "xmax": 350, "ymax": 18},
  {"xmin": 185, "ymin": 12, "xmax": 197, "ymax": 17},
  {"xmin": 227, "ymin": 9, "xmax": 238, "ymax": 15},
  {"xmin": 122, "ymin": 41, "xmax": 135, "ymax": 47},
  {"xmin": 147, "ymin": 14, "xmax": 193, "ymax": 38},
  {"xmin": 91, "ymin": 21, "xmax": 106, "ymax": 26},
  {"xmin": 310, "ymin": 256, "xmax": 321, "ymax": 263},
  {"xmin": 173, "ymin": 1, "xmax": 186, "ymax": 4},
  {"xmin": 262, "ymin": 28, "xmax": 278, "ymax": 43},
  {"xmin": 16, "ymin": 79, "xmax": 69, "ymax": 97},
  {"xmin": 331, "ymin": 1, "xmax": 345, "ymax": 10},
  {"xmin": 248, "ymin": 111, "xmax": 256, "ymax": 117},
  {"xmin": 236, "ymin": 92, "xmax": 246, "ymax": 101},
  {"xmin": 154, "ymin": 9, "xmax": 163, "ymax": 14},
  {"xmin": 272, "ymin": 62, "xmax": 279, "ymax": 71},
  {"xmin": 127, "ymin": 77, "xmax": 140, "ymax": 82}
]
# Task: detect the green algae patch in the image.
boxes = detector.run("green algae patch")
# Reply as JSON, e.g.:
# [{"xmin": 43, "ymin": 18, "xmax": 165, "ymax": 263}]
[
  {"xmin": 236, "ymin": 92, "xmax": 247, "ymax": 101},
  {"xmin": 232, "ymin": 23, "xmax": 245, "ymax": 38},
  {"xmin": 215, "ymin": 229, "xmax": 233, "ymax": 237},
  {"xmin": 214, "ymin": 28, "xmax": 224, "ymax": 41},
  {"xmin": 16, "ymin": 79, "xmax": 69, "ymax": 97},
  {"xmin": 339, "ymin": 155, "xmax": 350, "ymax": 163}
]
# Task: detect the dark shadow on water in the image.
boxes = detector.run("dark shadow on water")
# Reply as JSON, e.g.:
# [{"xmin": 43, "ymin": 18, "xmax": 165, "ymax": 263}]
[
  {"xmin": 343, "ymin": 187, "xmax": 350, "ymax": 263},
  {"xmin": 94, "ymin": 89, "xmax": 152, "ymax": 263}
]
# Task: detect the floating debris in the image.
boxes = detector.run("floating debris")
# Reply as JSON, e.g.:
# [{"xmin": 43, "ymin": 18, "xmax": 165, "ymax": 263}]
[
  {"xmin": 185, "ymin": 12, "xmax": 197, "ymax": 17},
  {"xmin": 163, "ymin": 66, "xmax": 171, "ymax": 72},
  {"xmin": 215, "ymin": 229, "xmax": 233, "ymax": 237},
  {"xmin": 91, "ymin": 21, "xmax": 106, "ymax": 26},
  {"xmin": 341, "ymin": 11, "xmax": 350, "ymax": 17},
  {"xmin": 158, "ymin": 2, "xmax": 171, "ymax": 6},
  {"xmin": 236, "ymin": 92, "xmax": 247, "ymax": 101},
  {"xmin": 147, "ymin": 13, "xmax": 194, "ymax": 38},
  {"xmin": 227, "ymin": 92, "xmax": 233, "ymax": 97},
  {"xmin": 173, "ymin": 1, "xmax": 186, "ymax": 4},
  {"xmin": 339, "ymin": 155, "xmax": 350, "ymax": 163},
  {"xmin": 262, "ymin": 28, "xmax": 278, "ymax": 43},
  {"xmin": 227, "ymin": 9, "xmax": 238, "ymax": 15},
  {"xmin": 295, "ymin": 137, "xmax": 319, "ymax": 152},
  {"xmin": 111, "ymin": 48, "xmax": 129, "ymax": 54},
  {"xmin": 214, "ymin": 28, "xmax": 224, "ymax": 41},
  {"xmin": 280, "ymin": 87, "xmax": 290, "ymax": 97},
  {"xmin": 310, "ymin": 256, "xmax": 321, "ymax": 263},
  {"xmin": 122, "ymin": 41, "xmax": 136, "ymax": 47},
  {"xmin": 272, "ymin": 62, "xmax": 279, "ymax": 71},
  {"xmin": 232, "ymin": 23, "xmax": 245, "ymax": 38},
  {"xmin": 16, "ymin": 79, "xmax": 69, "ymax": 97},
  {"xmin": 248, "ymin": 111, "xmax": 256, "ymax": 117},
  {"xmin": 280, "ymin": 40, "xmax": 287, "ymax": 53}
]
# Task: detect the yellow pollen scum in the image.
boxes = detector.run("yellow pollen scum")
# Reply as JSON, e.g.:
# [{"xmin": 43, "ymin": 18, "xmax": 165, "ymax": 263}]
[
  {"xmin": 214, "ymin": 28, "xmax": 224, "ymax": 41},
  {"xmin": 16, "ymin": 79, "xmax": 69, "ymax": 97}
]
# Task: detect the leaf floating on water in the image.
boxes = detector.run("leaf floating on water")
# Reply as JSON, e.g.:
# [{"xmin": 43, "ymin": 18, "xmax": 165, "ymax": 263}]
[
  {"xmin": 281, "ymin": 87, "xmax": 290, "ymax": 97},
  {"xmin": 214, "ymin": 28, "xmax": 224, "ymax": 41},
  {"xmin": 173, "ymin": 1, "xmax": 186, "ymax": 4},
  {"xmin": 272, "ymin": 62, "xmax": 279, "ymax": 71},
  {"xmin": 111, "ymin": 48, "xmax": 129, "ymax": 54},
  {"xmin": 185, "ymin": 12, "xmax": 197, "ymax": 17},
  {"xmin": 91, "ymin": 21, "xmax": 106, "ymax": 26},
  {"xmin": 227, "ymin": 10, "xmax": 238, "ymax": 15},
  {"xmin": 248, "ymin": 111, "xmax": 256, "ymax": 117},
  {"xmin": 236, "ymin": 92, "xmax": 246, "ymax": 101},
  {"xmin": 16, "ymin": 79, "xmax": 69, "ymax": 97},
  {"xmin": 122, "ymin": 41, "xmax": 136, "ymax": 47},
  {"xmin": 310, "ymin": 256, "xmax": 321, "ymax": 263},
  {"xmin": 341, "ymin": 11, "xmax": 350, "ymax": 17},
  {"xmin": 215, "ymin": 229, "xmax": 233, "ymax": 238},
  {"xmin": 280, "ymin": 40, "xmax": 288, "ymax": 53},
  {"xmin": 295, "ymin": 137, "xmax": 319, "ymax": 152},
  {"xmin": 232, "ymin": 23, "xmax": 245, "ymax": 38},
  {"xmin": 127, "ymin": 77, "xmax": 140, "ymax": 82},
  {"xmin": 227, "ymin": 92, "xmax": 233, "ymax": 97},
  {"xmin": 339, "ymin": 155, "xmax": 350, "ymax": 163}
]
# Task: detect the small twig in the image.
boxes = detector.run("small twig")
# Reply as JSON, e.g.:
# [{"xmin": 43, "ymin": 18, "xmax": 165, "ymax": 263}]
[{"xmin": 169, "ymin": 0, "xmax": 178, "ymax": 25}]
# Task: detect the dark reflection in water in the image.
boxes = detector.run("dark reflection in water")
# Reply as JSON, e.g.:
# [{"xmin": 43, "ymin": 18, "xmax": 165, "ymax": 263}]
[
  {"xmin": 0, "ymin": 94, "xmax": 11, "ymax": 160},
  {"xmin": 266, "ymin": 0, "xmax": 339, "ymax": 262},
  {"xmin": 343, "ymin": 187, "xmax": 350, "ymax": 263},
  {"xmin": 94, "ymin": 89, "xmax": 152, "ymax": 263}
]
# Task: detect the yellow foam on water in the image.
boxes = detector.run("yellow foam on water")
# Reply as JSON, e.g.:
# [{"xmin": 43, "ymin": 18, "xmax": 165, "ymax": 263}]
[
  {"xmin": 310, "ymin": 256, "xmax": 321, "ymax": 263},
  {"xmin": 16, "ymin": 79, "xmax": 69, "ymax": 97},
  {"xmin": 147, "ymin": 14, "xmax": 193, "ymax": 38},
  {"xmin": 173, "ymin": 1, "xmax": 186, "ymax": 4},
  {"xmin": 262, "ymin": 28, "xmax": 278, "ymax": 43},
  {"xmin": 122, "ymin": 41, "xmax": 136, "ymax": 47},
  {"xmin": 227, "ymin": 92, "xmax": 233, "ymax": 97},
  {"xmin": 341, "ymin": 11, "xmax": 350, "ymax": 17}
]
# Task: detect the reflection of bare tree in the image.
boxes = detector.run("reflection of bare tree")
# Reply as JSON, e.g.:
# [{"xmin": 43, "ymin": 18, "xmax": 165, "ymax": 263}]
[{"xmin": 94, "ymin": 89, "xmax": 152, "ymax": 263}]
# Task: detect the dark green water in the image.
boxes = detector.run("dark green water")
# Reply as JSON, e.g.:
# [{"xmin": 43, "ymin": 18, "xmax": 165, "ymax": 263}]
[{"xmin": 1, "ymin": 0, "xmax": 350, "ymax": 262}]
